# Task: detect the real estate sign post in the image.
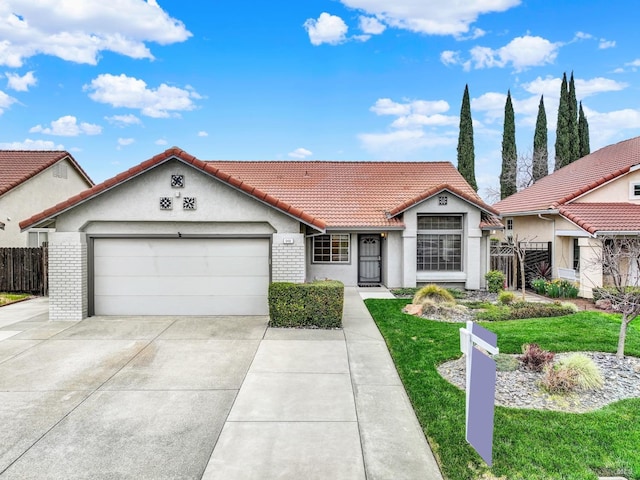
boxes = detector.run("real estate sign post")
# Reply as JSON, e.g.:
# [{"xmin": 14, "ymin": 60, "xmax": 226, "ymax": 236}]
[{"xmin": 460, "ymin": 320, "xmax": 498, "ymax": 466}]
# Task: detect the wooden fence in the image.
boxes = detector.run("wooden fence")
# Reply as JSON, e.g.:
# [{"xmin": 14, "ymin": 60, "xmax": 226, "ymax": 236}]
[{"xmin": 0, "ymin": 246, "xmax": 48, "ymax": 295}]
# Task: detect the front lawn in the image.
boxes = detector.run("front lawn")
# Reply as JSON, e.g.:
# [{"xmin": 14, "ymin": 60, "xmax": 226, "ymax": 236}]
[
  {"xmin": 366, "ymin": 298, "xmax": 640, "ymax": 480},
  {"xmin": 0, "ymin": 292, "xmax": 30, "ymax": 306}
]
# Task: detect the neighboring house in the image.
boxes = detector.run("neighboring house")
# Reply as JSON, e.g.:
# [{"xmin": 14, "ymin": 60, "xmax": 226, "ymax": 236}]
[
  {"xmin": 20, "ymin": 147, "xmax": 500, "ymax": 320},
  {"xmin": 493, "ymin": 135, "xmax": 640, "ymax": 298},
  {"xmin": 0, "ymin": 151, "xmax": 93, "ymax": 247}
]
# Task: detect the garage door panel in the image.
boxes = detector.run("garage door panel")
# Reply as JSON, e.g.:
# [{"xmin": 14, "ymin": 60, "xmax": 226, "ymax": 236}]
[
  {"xmin": 94, "ymin": 238, "xmax": 268, "ymax": 258},
  {"xmin": 94, "ymin": 295, "xmax": 268, "ymax": 316},
  {"xmin": 94, "ymin": 275, "xmax": 269, "ymax": 296},
  {"xmin": 94, "ymin": 256, "xmax": 270, "ymax": 277},
  {"xmin": 92, "ymin": 238, "xmax": 270, "ymax": 316}
]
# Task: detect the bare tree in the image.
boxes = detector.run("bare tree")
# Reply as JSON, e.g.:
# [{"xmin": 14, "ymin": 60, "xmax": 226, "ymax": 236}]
[
  {"xmin": 593, "ymin": 237, "xmax": 640, "ymax": 359},
  {"xmin": 485, "ymin": 150, "xmax": 549, "ymax": 203}
]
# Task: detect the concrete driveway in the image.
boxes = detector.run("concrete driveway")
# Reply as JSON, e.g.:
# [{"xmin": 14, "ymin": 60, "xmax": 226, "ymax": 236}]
[{"xmin": 0, "ymin": 290, "xmax": 443, "ymax": 480}]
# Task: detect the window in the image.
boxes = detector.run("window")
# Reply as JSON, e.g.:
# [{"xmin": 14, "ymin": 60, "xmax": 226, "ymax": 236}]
[
  {"xmin": 28, "ymin": 231, "xmax": 48, "ymax": 247},
  {"xmin": 417, "ymin": 215, "xmax": 462, "ymax": 271},
  {"xmin": 505, "ymin": 218, "xmax": 513, "ymax": 231},
  {"xmin": 313, "ymin": 234, "xmax": 350, "ymax": 263},
  {"xmin": 629, "ymin": 182, "xmax": 640, "ymax": 199},
  {"xmin": 573, "ymin": 238, "xmax": 580, "ymax": 271}
]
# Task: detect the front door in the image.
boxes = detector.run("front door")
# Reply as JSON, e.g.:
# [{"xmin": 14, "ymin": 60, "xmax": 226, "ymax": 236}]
[{"xmin": 358, "ymin": 234, "xmax": 381, "ymax": 284}]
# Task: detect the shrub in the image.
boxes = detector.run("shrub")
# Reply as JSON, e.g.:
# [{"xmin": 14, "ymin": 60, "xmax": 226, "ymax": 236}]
[
  {"xmin": 413, "ymin": 284, "xmax": 455, "ymax": 304},
  {"xmin": 555, "ymin": 354, "xmax": 604, "ymax": 391},
  {"xmin": 540, "ymin": 363, "xmax": 579, "ymax": 394},
  {"xmin": 446, "ymin": 288, "xmax": 467, "ymax": 300},
  {"xmin": 420, "ymin": 298, "xmax": 469, "ymax": 321},
  {"xmin": 498, "ymin": 291, "xmax": 516, "ymax": 305},
  {"xmin": 268, "ymin": 280, "xmax": 344, "ymax": 328},
  {"xmin": 485, "ymin": 270, "xmax": 505, "ymax": 293},
  {"xmin": 474, "ymin": 302, "xmax": 577, "ymax": 321},
  {"xmin": 494, "ymin": 354, "xmax": 520, "ymax": 372},
  {"xmin": 519, "ymin": 343, "xmax": 555, "ymax": 372},
  {"xmin": 531, "ymin": 278, "xmax": 547, "ymax": 295},
  {"xmin": 391, "ymin": 287, "xmax": 419, "ymax": 298}
]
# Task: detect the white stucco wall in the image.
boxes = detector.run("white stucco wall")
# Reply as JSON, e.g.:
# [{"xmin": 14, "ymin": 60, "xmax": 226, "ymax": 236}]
[
  {"xmin": 402, "ymin": 193, "xmax": 486, "ymax": 289},
  {"xmin": 49, "ymin": 158, "xmax": 307, "ymax": 319},
  {"xmin": 1, "ymin": 159, "xmax": 91, "ymax": 247},
  {"xmin": 306, "ymin": 233, "xmax": 359, "ymax": 285}
]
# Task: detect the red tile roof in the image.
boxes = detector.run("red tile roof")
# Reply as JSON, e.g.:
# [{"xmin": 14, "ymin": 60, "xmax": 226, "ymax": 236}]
[
  {"xmin": 20, "ymin": 147, "xmax": 497, "ymax": 231},
  {"xmin": 559, "ymin": 203, "xmax": 640, "ymax": 235},
  {"xmin": 0, "ymin": 150, "xmax": 93, "ymax": 197},
  {"xmin": 493, "ymin": 136, "xmax": 640, "ymax": 214}
]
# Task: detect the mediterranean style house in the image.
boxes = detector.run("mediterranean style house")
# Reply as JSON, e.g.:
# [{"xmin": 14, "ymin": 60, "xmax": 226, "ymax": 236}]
[
  {"xmin": 0, "ymin": 151, "xmax": 93, "ymax": 247},
  {"xmin": 20, "ymin": 147, "xmax": 500, "ymax": 320},
  {"xmin": 493, "ymin": 136, "xmax": 640, "ymax": 298}
]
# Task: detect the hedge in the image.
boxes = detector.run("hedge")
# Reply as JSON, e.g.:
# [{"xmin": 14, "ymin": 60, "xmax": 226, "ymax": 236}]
[{"xmin": 268, "ymin": 280, "xmax": 344, "ymax": 328}]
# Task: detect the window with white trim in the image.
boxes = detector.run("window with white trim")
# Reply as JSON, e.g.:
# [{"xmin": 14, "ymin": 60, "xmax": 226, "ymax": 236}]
[
  {"xmin": 28, "ymin": 231, "xmax": 49, "ymax": 247},
  {"xmin": 631, "ymin": 182, "xmax": 640, "ymax": 199},
  {"xmin": 417, "ymin": 215, "xmax": 462, "ymax": 271},
  {"xmin": 313, "ymin": 234, "xmax": 350, "ymax": 263}
]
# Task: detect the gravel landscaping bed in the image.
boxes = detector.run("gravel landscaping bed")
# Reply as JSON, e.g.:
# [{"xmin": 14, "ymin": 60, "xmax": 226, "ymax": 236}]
[{"xmin": 438, "ymin": 351, "xmax": 640, "ymax": 413}]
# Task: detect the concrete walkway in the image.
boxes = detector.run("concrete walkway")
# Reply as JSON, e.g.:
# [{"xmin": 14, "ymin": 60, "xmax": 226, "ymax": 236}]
[{"xmin": 0, "ymin": 291, "xmax": 443, "ymax": 479}]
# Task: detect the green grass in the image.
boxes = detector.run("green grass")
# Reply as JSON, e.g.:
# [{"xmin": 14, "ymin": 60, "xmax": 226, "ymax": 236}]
[
  {"xmin": 365, "ymin": 298, "xmax": 640, "ymax": 480},
  {"xmin": 0, "ymin": 293, "xmax": 30, "ymax": 306}
]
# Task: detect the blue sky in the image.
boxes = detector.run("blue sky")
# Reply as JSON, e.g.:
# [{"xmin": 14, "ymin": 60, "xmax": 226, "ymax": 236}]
[{"xmin": 1, "ymin": 0, "xmax": 640, "ymax": 201}]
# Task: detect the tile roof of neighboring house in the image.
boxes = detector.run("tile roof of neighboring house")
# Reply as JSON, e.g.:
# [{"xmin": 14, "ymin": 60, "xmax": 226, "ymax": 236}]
[
  {"xmin": 0, "ymin": 150, "xmax": 93, "ymax": 197},
  {"xmin": 493, "ymin": 136, "xmax": 640, "ymax": 214},
  {"xmin": 558, "ymin": 203, "xmax": 640, "ymax": 235},
  {"xmin": 20, "ymin": 147, "xmax": 498, "ymax": 231}
]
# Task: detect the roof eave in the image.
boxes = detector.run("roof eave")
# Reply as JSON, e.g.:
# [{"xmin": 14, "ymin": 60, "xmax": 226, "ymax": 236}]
[{"xmin": 497, "ymin": 209, "xmax": 560, "ymax": 218}]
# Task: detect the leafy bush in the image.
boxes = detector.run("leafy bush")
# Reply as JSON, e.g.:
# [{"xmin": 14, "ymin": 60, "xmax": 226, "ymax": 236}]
[
  {"xmin": 540, "ymin": 363, "xmax": 579, "ymax": 394},
  {"xmin": 555, "ymin": 354, "xmax": 604, "ymax": 391},
  {"xmin": 485, "ymin": 270, "xmax": 505, "ymax": 293},
  {"xmin": 519, "ymin": 343, "xmax": 555, "ymax": 372},
  {"xmin": 531, "ymin": 278, "xmax": 547, "ymax": 295},
  {"xmin": 543, "ymin": 279, "xmax": 579, "ymax": 299},
  {"xmin": 268, "ymin": 280, "xmax": 344, "ymax": 328},
  {"xmin": 413, "ymin": 284, "xmax": 455, "ymax": 304},
  {"xmin": 498, "ymin": 291, "xmax": 516, "ymax": 305}
]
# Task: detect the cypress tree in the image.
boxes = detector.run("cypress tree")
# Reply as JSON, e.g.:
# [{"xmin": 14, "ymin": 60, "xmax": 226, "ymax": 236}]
[
  {"xmin": 568, "ymin": 72, "xmax": 580, "ymax": 163},
  {"xmin": 457, "ymin": 84, "xmax": 477, "ymax": 191},
  {"xmin": 555, "ymin": 72, "xmax": 571, "ymax": 170},
  {"xmin": 500, "ymin": 90, "xmax": 517, "ymax": 199},
  {"xmin": 578, "ymin": 101, "xmax": 590, "ymax": 157},
  {"xmin": 533, "ymin": 95, "xmax": 548, "ymax": 182}
]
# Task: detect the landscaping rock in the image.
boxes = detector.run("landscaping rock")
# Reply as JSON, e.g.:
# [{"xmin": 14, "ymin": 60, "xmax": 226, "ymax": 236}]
[
  {"xmin": 403, "ymin": 303, "xmax": 423, "ymax": 316},
  {"xmin": 437, "ymin": 351, "xmax": 640, "ymax": 413},
  {"xmin": 595, "ymin": 299, "xmax": 613, "ymax": 310}
]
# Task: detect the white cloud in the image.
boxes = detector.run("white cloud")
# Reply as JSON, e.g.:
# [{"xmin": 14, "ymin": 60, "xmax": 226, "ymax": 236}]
[
  {"xmin": 391, "ymin": 114, "xmax": 458, "ymax": 128},
  {"xmin": 304, "ymin": 13, "xmax": 348, "ymax": 46},
  {"xmin": 358, "ymin": 129, "xmax": 456, "ymax": 153},
  {"xmin": 0, "ymin": 89, "xmax": 16, "ymax": 114},
  {"xmin": 155, "ymin": 138, "xmax": 168, "ymax": 146},
  {"xmin": 29, "ymin": 115, "xmax": 102, "ymax": 136},
  {"xmin": 0, "ymin": 138, "xmax": 64, "ymax": 149},
  {"xmin": 197, "ymin": 131, "xmax": 208, "ymax": 137},
  {"xmin": 117, "ymin": 137, "xmax": 134, "ymax": 146},
  {"xmin": 338, "ymin": 0, "xmax": 520, "ymax": 36},
  {"xmin": 105, "ymin": 113, "xmax": 141, "ymax": 126},
  {"xmin": 5, "ymin": 70, "xmax": 36, "ymax": 91},
  {"xmin": 599, "ymin": 39, "xmax": 616, "ymax": 49},
  {"xmin": 371, "ymin": 98, "xmax": 450, "ymax": 116},
  {"xmin": 522, "ymin": 75, "xmax": 627, "ymax": 100},
  {"xmin": 469, "ymin": 35, "xmax": 560, "ymax": 71},
  {"xmin": 359, "ymin": 16, "xmax": 386, "ymax": 35},
  {"xmin": 574, "ymin": 31, "xmax": 594, "ymax": 41},
  {"xmin": 582, "ymin": 107, "xmax": 640, "ymax": 148},
  {"xmin": 0, "ymin": 1, "xmax": 191, "ymax": 67},
  {"xmin": 288, "ymin": 147, "xmax": 313, "ymax": 159},
  {"xmin": 84, "ymin": 73, "xmax": 200, "ymax": 118}
]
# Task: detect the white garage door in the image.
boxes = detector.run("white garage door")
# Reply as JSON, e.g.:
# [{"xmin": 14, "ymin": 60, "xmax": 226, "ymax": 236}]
[{"xmin": 93, "ymin": 237, "xmax": 270, "ymax": 316}]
